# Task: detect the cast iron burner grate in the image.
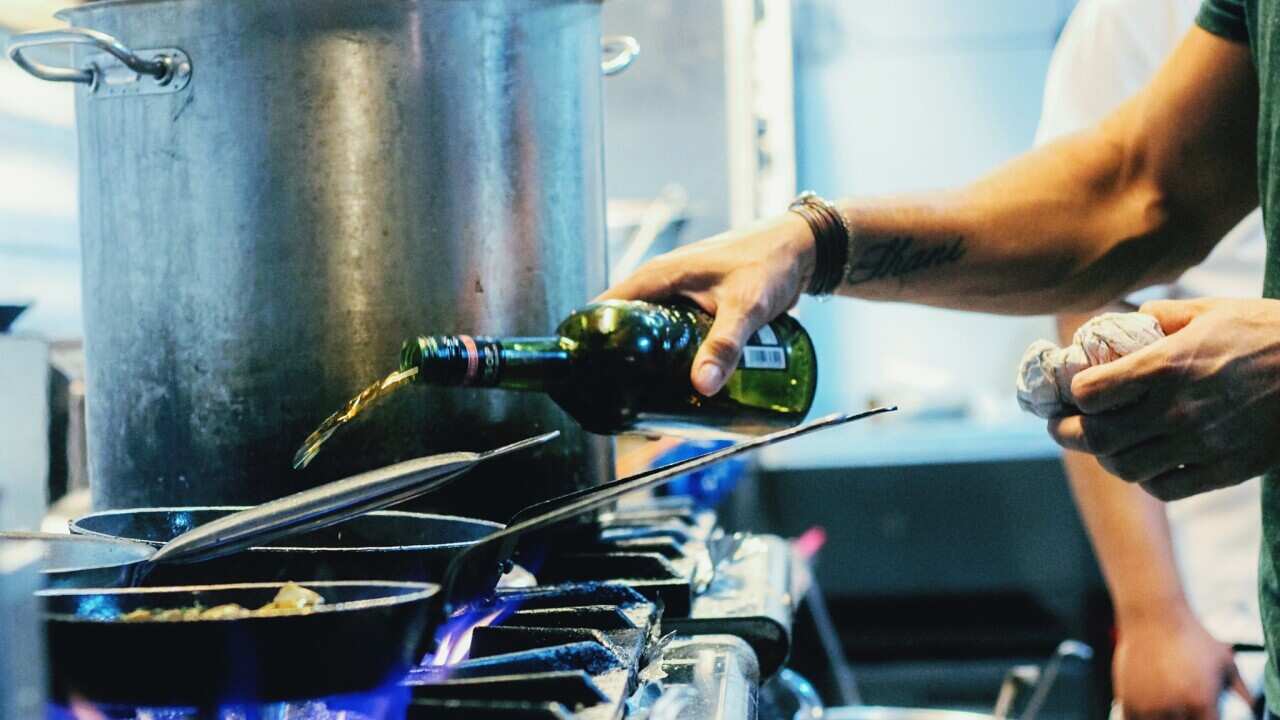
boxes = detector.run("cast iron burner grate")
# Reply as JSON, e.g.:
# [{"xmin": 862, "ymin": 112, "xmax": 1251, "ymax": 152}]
[
  {"xmin": 535, "ymin": 498, "xmax": 799, "ymax": 676},
  {"xmin": 406, "ymin": 581, "xmax": 658, "ymax": 719}
]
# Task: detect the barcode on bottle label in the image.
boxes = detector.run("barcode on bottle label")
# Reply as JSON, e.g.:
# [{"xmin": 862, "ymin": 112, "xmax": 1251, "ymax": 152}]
[{"xmin": 741, "ymin": 346, "xmax": 787, "ymax": 370}]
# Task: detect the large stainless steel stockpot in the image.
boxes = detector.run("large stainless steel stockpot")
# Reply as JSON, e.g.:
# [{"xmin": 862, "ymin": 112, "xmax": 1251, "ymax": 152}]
[{"xmin": 9, "ymin": 0, "xmax": 638, "ymax": 518}]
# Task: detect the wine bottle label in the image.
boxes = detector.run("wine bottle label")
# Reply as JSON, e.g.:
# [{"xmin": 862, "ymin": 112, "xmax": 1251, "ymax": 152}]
[
  {"xmin": 739, "ymin": 324, "xmax": 787, "ymax": 370},
  {"xmin": 476, "ymin": 337, "xmax": 503, "ymax": 385},
  {"xmin": 436, "ymin": 335, "xmax": 504, "ymax": 386}
]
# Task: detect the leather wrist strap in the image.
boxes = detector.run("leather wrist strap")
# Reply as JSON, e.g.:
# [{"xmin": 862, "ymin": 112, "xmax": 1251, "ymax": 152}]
[{"xmin": 788, "ymin": 191, "xmax": 850, "ymax": 296}]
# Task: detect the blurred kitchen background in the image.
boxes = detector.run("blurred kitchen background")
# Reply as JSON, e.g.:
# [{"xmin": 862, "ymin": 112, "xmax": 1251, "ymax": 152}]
[{"xmin": 1, "ymin": 0, "xmax": 1105, "ymax": 712}]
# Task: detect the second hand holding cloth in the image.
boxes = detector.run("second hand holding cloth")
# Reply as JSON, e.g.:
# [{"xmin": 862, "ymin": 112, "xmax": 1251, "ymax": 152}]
[
  {"xmin": 1020, "ymin": 299, "xmax": 1280, "ymax": 501},
  {"xmin": 1017, "ymin": 312, "xmax": 1165, "ymax": 418}
]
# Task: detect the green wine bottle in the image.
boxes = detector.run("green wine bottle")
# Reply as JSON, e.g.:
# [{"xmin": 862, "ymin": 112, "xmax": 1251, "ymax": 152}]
[{"xmin": 399, "ymin": 300, "xmax": 817, "ymax": 438}]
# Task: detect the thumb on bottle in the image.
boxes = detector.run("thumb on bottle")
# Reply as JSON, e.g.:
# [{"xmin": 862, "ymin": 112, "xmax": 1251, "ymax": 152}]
[
  {"xmin": 692, "ymin": 307, "xmax": 760, "ymax": 396},
  {"xmin": 694, "ymin": 362, "xmax": 725, "ymax": 397}
]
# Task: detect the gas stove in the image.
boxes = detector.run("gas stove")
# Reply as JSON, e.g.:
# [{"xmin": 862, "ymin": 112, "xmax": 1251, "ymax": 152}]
[{"xmin": 47, "ymin": 497, "xmax": 802, "ymax": 720}]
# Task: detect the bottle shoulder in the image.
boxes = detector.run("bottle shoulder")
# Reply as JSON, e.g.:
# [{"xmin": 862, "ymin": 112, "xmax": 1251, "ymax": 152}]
[
  {"xmin": 558, "ymin": 300, "xmax": 814, "ymax": 363},
  {"xmin": 557, "ymin": 300, "xmax": 702, "ymax": 352}
]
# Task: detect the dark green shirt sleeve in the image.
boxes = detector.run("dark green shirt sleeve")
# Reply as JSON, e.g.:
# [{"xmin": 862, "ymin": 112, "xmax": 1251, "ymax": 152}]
[{"xmin": 1197, "ymin": 0, "xmax": 1250, "ymax": 43}]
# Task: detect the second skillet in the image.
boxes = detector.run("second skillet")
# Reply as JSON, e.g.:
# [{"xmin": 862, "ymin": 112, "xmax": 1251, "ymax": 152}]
[{"xmin": 67, "ymin": 507, "xmax": 499, "ymax": 587}]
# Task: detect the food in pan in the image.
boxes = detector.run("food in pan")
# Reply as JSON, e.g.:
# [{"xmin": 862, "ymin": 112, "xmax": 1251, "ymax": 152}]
[{"xmin": 119, "ymin": 582, "xmax": 325, "ymax": 622}]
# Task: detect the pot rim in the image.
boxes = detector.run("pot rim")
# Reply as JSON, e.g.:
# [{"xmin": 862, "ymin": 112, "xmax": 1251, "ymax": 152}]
[{"xmin": 56, "ymin": 0, "xmax": 605, "ymax": 21}]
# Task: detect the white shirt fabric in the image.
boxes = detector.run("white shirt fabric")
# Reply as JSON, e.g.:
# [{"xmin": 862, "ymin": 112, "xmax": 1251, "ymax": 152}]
[{"xmin": 1036, "ymin": 0, "xmax": 1266, "ymax": 705}]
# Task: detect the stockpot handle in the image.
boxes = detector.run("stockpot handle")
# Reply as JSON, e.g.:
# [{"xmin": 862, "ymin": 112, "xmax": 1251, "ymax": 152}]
[
  {"xmin": 7, "ymin": 27, "xmax": 188, "ymax": 88},
  {"xmin": 601, "ymin": 35, "xmax": 640, "ymax": 76}
]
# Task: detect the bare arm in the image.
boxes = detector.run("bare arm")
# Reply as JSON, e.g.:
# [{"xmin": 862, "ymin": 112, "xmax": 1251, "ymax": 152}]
[
  {"xmin": 836, "ymin": 27, "xmax": 1257, "ymax": 313},
  {"xmin": 602, "ymin": 28, "xmax": 1257, "ymax": 395}
]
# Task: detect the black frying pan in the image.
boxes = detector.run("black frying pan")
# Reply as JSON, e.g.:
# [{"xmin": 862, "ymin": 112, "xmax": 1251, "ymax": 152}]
[
  {"xmin": 53, "ymin": 435, "xmax": 554, "ymax": 589},
  {"xmin": 0, "ymin": 533, "xmax": 438, "ymax": 704},
  {"xmin": 65, "ymin": 508, "xmax": 501, "ymax": 588},
  {"xmin": 39, "ymin": 580, "xmax": 436, "ymax": 705}
]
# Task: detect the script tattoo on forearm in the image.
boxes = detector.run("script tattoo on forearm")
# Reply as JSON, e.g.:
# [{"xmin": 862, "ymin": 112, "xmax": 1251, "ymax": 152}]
[{"xmin": 844, "ymin": 236, "xmax": 967, "ymax": 286}]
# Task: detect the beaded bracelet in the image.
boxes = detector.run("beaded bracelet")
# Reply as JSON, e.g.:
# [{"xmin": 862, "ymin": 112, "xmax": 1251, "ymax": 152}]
[{"xmin": 788, "ymin": 191, "xmax": 850, "ymax": 296}]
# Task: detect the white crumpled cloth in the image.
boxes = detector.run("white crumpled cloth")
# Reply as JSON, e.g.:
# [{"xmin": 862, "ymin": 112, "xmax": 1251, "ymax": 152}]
[{"xmin": 1015, "ymin": 312, "xmax": 1165, "ymax": 418}]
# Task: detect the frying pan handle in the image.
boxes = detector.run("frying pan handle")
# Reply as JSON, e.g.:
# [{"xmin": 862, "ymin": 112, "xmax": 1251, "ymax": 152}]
[
  {"xmin": 439, "ymin": 408, "xmax": 897, "ymax": 616},
  {"xmin": 505, "ymin": 408, "xmax": 895, "ymax": 529},
  {"xmin": 504, "ymin": 453, "xmax": 675, "ymax": 527}
]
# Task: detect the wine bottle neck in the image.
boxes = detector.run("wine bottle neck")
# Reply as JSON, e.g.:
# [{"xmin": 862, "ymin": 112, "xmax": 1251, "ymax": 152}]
[{"xmin": 401, "ymin": 335, "xmax": 571, "ymax": 390}]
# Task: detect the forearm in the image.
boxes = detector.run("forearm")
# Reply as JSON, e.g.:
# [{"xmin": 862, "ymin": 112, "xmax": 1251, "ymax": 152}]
[
  {"xmin": 830, "ymin": 137, "xmax": 1162, "ymax": 313},
  {"xmin": 1065, "ymin": 444, "xmax": 1191, "ymax": 620},
  {"xmin": 825, "ymin": 29, "xmax": 1255, "ymax": 315}
]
